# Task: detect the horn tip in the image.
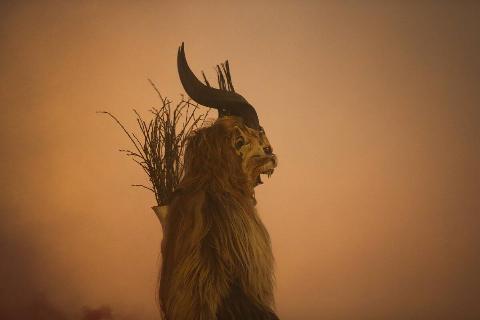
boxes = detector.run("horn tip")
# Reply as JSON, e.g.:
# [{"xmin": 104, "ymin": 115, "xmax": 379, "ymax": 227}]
[
  {"xmin": 178, "ymin": 42, "xmax": 185, "ymax": 55},
  {"xmin": 178, "ymin": 42, "xmax": 186, "ymax": 64}
]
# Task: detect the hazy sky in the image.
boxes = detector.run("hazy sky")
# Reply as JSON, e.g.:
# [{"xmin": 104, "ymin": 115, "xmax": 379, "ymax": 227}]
[{"xmin": 1, "ymin": 1, "xmax": 479, "ymax": 319}]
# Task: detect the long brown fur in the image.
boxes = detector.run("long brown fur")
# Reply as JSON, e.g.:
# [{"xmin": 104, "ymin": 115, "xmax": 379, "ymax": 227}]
[{"xmin": 159, "ymin": 117, "xmax": 278, "ymax": 319}]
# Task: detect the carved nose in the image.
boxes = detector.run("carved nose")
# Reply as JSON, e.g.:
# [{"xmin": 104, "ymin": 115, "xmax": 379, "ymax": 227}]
[{"xmin": 263, "ymin": 146, "xmax": 273, "ymax": 155}]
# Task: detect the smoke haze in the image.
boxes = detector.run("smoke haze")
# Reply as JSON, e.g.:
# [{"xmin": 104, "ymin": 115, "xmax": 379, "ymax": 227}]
[{"xmin": 1, "ymin": 1, "xmax": 479, "ymax": 319}]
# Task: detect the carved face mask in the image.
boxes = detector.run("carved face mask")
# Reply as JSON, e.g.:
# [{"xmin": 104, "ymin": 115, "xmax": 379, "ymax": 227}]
[{"xmin": 231, "ymin": 124, "xmax": 277, "ymax": 186}]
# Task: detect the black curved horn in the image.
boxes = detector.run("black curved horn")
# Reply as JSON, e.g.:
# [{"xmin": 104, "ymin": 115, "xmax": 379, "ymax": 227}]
[{"xmin": 177, "ymin": 42, "xmax": 260, "ymax": 129}]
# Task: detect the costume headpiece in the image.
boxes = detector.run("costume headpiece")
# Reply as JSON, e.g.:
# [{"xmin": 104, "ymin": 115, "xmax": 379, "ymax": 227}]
[{"xmin": 177, "ymin": 42, "xmax": 260, "ymax": 130}]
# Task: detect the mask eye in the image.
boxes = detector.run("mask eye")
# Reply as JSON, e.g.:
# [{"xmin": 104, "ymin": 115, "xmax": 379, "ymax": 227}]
[{"xmin": 235, "ymin": 136, "xmax": 245, "ymax": 150}]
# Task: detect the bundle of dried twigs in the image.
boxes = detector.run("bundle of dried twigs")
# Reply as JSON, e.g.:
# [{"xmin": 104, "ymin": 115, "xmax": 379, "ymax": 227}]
[{"xmin": 98, "ymin": 79, "xmax": 210, "ymax": 206}]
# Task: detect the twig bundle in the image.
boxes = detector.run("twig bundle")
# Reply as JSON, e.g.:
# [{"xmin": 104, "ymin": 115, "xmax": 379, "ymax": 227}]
[{"xmin": 98, "ymin": 79, "xmax": 210, "ymax": 206}]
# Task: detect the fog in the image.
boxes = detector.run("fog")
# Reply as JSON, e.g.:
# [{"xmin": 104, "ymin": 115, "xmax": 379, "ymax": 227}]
[{"xmin": 1, "ymin": 1, "xmax": 479, "ymax": 319}]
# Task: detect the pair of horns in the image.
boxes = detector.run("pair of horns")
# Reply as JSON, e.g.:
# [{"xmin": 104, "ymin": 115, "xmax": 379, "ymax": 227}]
[{"xmin": 177, "ymin": 43, "xmax": 260, "ymax": 130}]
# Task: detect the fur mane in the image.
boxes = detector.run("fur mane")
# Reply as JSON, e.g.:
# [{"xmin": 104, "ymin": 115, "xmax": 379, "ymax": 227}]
[
  {"xmin": 181, "ymin": 117, "xmax": 253, "ymax": 198},
  {"xmin": 159, "ymin": 117, "xmax": 276, "ymax": 319}
]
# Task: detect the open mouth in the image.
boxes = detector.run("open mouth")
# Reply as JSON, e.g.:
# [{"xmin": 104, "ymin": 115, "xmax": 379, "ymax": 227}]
[
  {"xmin": 252, "ymin": 154, "xmax": 277, "ymax": 186},
  {"xmin": 256, "ymin": 168, "xmax": 274, "ymax": 186}
]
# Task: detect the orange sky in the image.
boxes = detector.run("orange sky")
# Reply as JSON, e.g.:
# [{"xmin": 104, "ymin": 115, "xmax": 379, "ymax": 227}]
[{"xmin": 1, "ymin": 1, "xmax": 479, "ymax": 319}]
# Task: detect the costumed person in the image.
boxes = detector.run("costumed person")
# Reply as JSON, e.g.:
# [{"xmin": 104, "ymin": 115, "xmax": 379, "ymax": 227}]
[{"xmin": 156, "ymin": 43, "xmax": 279, "ymax": 320}]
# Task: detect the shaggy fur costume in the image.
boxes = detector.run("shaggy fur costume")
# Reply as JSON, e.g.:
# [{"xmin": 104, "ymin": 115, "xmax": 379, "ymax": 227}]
[{"xmin": 159, "ymin": 117, "xmax": 278, "ymax": 320}]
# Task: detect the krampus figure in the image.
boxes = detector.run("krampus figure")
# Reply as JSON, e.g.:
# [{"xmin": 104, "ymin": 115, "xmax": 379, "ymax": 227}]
[{"xmin": 159, "ymin": 43, "xmax": 278, "ymax": 320}]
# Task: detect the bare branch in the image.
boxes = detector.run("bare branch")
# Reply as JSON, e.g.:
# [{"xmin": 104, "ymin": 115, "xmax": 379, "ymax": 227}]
[{"xmin": 99, "ymin": 86, "xmax": 210, "ymax": 206}]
